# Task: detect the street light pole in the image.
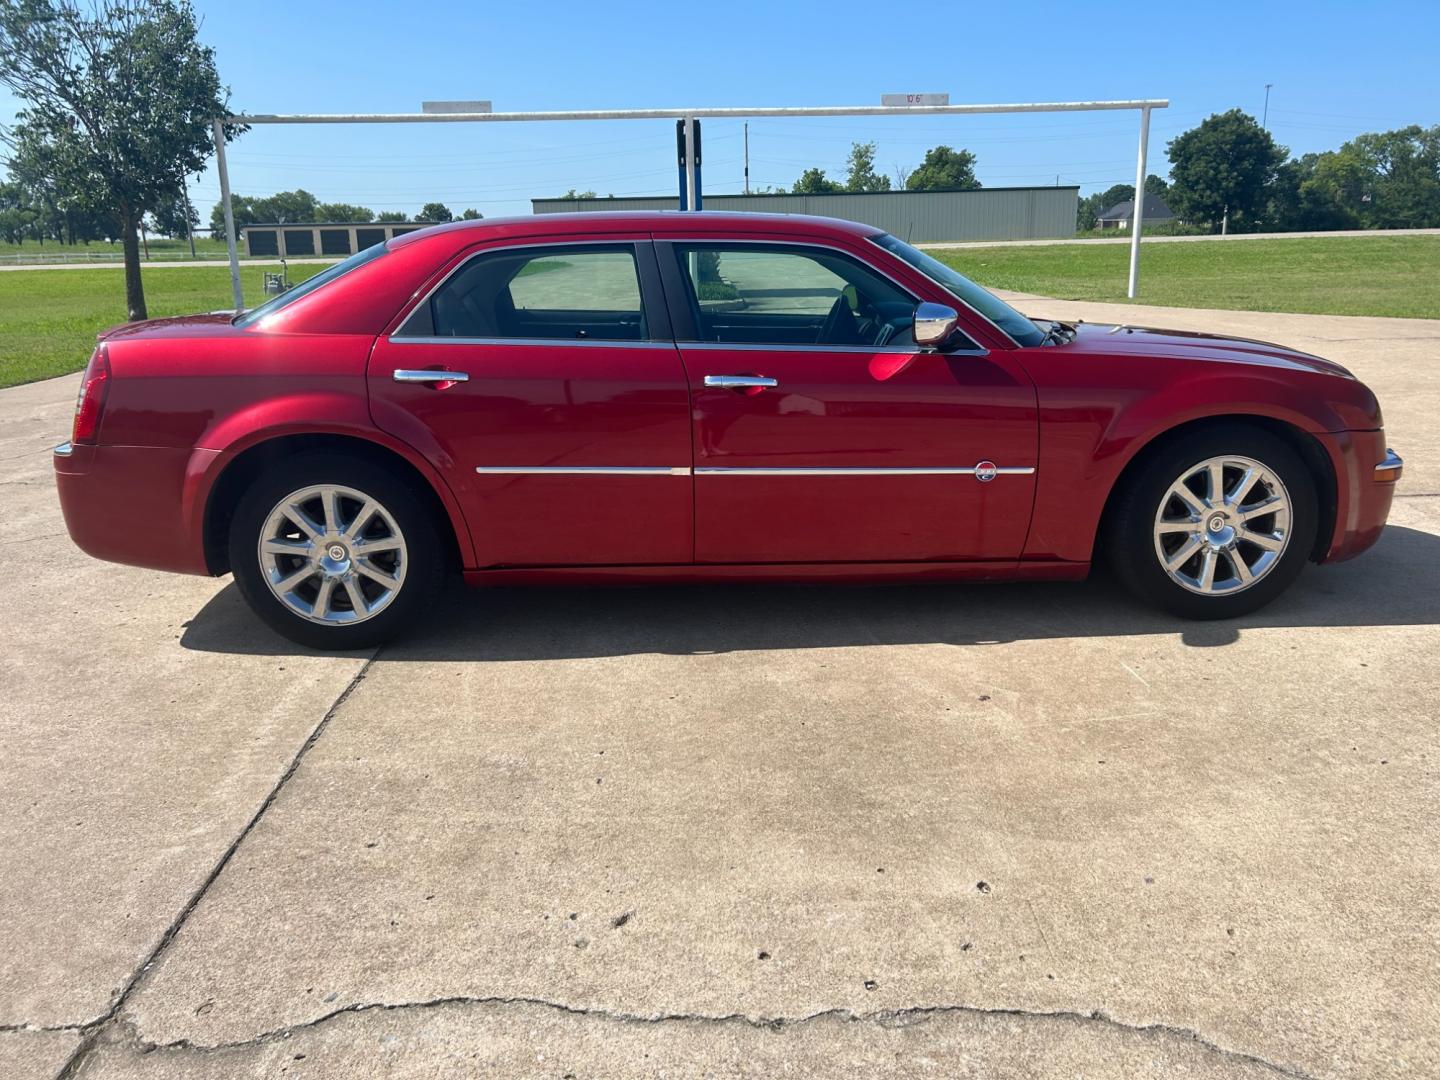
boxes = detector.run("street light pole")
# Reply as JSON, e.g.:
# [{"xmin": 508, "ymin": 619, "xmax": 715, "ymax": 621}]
[{"xmin": 1263, "ymin": 83, "xmax": 1273, "ymax": 129}]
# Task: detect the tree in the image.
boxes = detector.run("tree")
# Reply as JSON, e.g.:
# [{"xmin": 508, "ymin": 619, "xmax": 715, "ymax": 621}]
[
  {"xmin": 416, "ymin": 202, "xmax": 453, "ymax": 222},
  {"xmin": 1, "ymin": 0, "xmax": 236, "ymax": 319},
  {"xmin": 376, "ymin": 210, "xmax": 408, "ymax": 222},
  {"xmin": 149, "ymin": 187, "xmax": 197, "ymax": 238},
  {"xmin": 1144, "ymin": 174, "xmax": 1171, "ymax": 201},
  {"xmin": 845, "ymin": 141, "xmax": 890, "ymax": 192},
  {"xmin": 459, "ymin": 208, "xmax": 482, "ymax": 220},
  {"xmin": 559, "ymin": 188, "xmax": 597, "ymax": 199},
  {"xmin": 1167, "ymin": 110, "xmax": 1286, "ymax": 233},
  {"xmin": 791, "ymin": 167, "xmax": 843, "ymax": 194},
  {"xmin": 316, "ymin": 202, "xmax": 373, "ymax": 222},
  {"xmin": 905, "ymin": 146, "xmax": 980, "ymax": 192}
]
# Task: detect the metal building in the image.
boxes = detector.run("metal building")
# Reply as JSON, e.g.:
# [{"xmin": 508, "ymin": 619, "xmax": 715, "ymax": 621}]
[
  {"xmin": 239, "ymin": 221, "xmax": 428, "ymax": 258},
  {"xmin": 532, "ymin": 187, "xmax": 1078, "ymax": 244}
]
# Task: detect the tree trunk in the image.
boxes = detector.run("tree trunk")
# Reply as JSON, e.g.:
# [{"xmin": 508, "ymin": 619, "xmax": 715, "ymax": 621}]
[{"xmin": 120, "ymin": 212, "xmax": 148, "ymax": 321}]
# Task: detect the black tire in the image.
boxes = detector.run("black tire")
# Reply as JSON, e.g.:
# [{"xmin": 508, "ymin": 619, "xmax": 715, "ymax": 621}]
[
  {"xmin": 1107, "ymin": 424, "xmax": 1319, "ymax": 619},
  {"xmin": 228, "ymin": 452, "xmax": 448, "ymax": 649}
]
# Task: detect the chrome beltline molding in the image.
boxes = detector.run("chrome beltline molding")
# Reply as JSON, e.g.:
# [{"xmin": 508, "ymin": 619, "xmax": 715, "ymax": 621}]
[{"xmin": 476, "ymin": 465, "xmax": 1036, "ymax": 477}]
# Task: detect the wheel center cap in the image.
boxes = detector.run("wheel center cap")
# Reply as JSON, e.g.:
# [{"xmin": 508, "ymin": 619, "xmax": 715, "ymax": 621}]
[
  {"xmin": 327, "ymin": 543, "xmax": 348, "ymax": 561},
  {"xmin": 1208, "ymin": 513, "xmax": 1227, "ymax": 532}
]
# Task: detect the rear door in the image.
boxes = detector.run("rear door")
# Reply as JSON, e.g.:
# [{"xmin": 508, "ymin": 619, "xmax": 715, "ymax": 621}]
[{"xmin": 369, "ymin": 238, "xmax": 693, "ymax": 567}]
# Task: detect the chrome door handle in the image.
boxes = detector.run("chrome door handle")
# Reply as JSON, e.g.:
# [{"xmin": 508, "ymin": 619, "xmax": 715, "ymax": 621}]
[
  {"xmin": 393, "ymin": 369, "xmax": 469, "ymax": 384},
  {"xmin": 703, "ymin": 375, "xmax": 778, "ymax": 389}
]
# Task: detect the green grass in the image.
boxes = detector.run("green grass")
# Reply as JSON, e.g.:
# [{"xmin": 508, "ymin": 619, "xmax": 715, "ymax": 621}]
[
  {"xmin": 0, "ymin": 264, "xmax": 324, "ymax": 389},
  {"xmin": 0, "ymin": 236, "xmax": 265, "ymax": 261},
  {"xmin": 932, "ymin": 236, "xmax": 1440, "ymax": 320}
]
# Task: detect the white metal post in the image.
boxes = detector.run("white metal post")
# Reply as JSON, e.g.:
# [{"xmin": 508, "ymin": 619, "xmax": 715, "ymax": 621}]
[
  {"xmin": 683, "ymin": 116, "xmax": 698, "ymax": 212},
  {"xmin": 213, "ymin": 120, "xmax": 244, "ymax": 311},
  {"xmin": 1126, "ymin": 106, "xmax": 1151, "ymax": 299}
]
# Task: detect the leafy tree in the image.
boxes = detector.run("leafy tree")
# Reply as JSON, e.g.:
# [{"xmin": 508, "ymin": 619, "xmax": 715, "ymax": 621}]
[
  {"xmin": 1077, "ymin": 176, "xmax": 1173, "ymax": 230},
  {"xmin": 845, "ymin": 141, "xmax": 890, "ymax": 192},
  {"xmin": 791, "ymin": 167, "xmax": 844, "ymax": 194},
  {"xmin": 416, "ymin": 202, "xmax": 453, "ymax": 222},
  {"xmin": 1167, "ymin": 110, "xmax": 1286, "ymax": 232},
  {"xmin": 316, "ymin": 202, "xmax": 373, "ymax": 222},
  {"xmin": 149, "ymin": 187, "xmax": 198, "ymax": 238},
  {"xmin": 560, "ymin": 188, "xmax": 597, "ymax": 199},
  {"xmin": 905, "ymin": 146, "xmax": 980, "ymax": 192},
  {"xmin": 209, "ymin": 188, "xmax": 321, "ymax": 234},
  {"xmin": 0, "ymin": 0, "xmax": 236, "ymax": 319},
  {"xmin": 459, "ymin": 207, "xmax": 482, "ymax": 220},
  {"xmin": 1144, "ymin": 174, "xmax": 1171, "ymax": 201},
  {"xmin": 376, "ymin": 210, "xmax": 408, "ymax": 222}
]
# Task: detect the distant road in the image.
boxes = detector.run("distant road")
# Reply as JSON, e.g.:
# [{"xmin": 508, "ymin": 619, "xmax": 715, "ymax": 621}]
[
  {"xmin": 920, "ymin": 227, "xmax": 1440, "ymax": 250},
  {"xmin": 3, "ymin": 227, "xmax": 1437, "ymax": 271}
]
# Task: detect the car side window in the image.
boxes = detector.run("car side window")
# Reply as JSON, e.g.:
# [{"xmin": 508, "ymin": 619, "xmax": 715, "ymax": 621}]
[
  {"xmin": 405, "ymin": 245, "xmax": 647, "ymax": 341},
  {"xmin": 671, "ymin": 244, "xmax": 942, "ymax": 349}
]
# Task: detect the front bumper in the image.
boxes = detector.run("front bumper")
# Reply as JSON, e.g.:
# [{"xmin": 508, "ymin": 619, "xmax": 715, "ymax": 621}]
[
  {"xmin": 1321, "ymin": 431, "xmax": 1400, "ymax": 563},
  {"xmin": 54, "ymin": 441, "xmax": 217, "ymax": 575}
]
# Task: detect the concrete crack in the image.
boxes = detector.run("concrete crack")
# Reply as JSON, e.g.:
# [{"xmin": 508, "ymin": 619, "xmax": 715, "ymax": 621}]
[
  {"xmin": 53, "ymin": 651, "xmax": 380, "ymax": 1080},
  {"xmin": 119, "ymin": 995, "xmax": 1317, "ymax": 1080}
]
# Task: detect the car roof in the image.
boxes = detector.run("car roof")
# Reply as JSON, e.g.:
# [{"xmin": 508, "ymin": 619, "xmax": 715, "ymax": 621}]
[{"xmin": 387, "ymin": 210, "xmax": 884, "ymax": 251}]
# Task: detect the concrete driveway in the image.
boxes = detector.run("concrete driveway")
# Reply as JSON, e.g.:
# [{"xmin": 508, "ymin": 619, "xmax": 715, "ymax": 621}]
[{"xmin": 1, "ymin": 299, "xmax": 1436, "ymax": 1080}]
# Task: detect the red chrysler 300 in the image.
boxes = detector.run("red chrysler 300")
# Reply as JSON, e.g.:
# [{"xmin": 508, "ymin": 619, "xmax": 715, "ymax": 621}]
[{"xmin": 54, "ymin": 212, "xmax": 1401, "ymax": 648}]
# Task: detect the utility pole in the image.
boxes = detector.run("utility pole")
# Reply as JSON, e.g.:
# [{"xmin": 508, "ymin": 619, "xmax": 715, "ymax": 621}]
[
  {"xmin": 1262, "ymin": 83, "xmax": 1273, "ymax": 129},
  {"xmin": 744, "ymin": 122, "xmax": 750, "ymax": 195}
]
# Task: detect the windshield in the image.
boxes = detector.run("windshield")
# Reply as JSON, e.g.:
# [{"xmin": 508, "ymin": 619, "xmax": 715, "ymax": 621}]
[
  {"xmin": 869, "ymin": 233, "xmax": 1045, "ymax": 348},
  {"xmin": 234, "ymin": 242, "xmax": 388, "ymax": 328}
]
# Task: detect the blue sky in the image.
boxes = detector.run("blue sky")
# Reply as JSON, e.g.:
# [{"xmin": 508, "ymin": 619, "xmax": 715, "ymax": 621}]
[{"xmin": 4, "ymin": 0, "xmax": 1439, "ymax": 223}]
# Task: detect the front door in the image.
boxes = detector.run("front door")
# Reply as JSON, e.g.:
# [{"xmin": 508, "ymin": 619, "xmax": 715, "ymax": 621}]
[
  {"xmin": 661, "ymin": 241, "xmax": 1038, "ymax": 564},
  {"xmin": 369, "ymin": 240, "xmax": 693, "ymax": 567}
]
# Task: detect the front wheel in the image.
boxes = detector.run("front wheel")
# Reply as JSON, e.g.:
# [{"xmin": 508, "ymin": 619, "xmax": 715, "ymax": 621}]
[
  {"xmin": 229, "ymin": 453, "xmax": 447, "ymax": 649},
  {"xmin": 1107, "ymin": 426, "xmax": 1319, "ymax": 619}
]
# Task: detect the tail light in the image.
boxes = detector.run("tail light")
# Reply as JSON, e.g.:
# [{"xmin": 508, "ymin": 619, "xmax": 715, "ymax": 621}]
[{"xmin": 73, "ymin": 345, "xmax": 111, "ymax": 445}]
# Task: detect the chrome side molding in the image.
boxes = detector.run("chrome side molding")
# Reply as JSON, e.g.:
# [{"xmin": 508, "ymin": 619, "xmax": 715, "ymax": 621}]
[
  {"xmin": 476, "ymin": 466, "xmax": 691, "ymax": 476},
  {"xmin": 473, "ymin": 464, "xmax": 1036, "ymax": 478}
]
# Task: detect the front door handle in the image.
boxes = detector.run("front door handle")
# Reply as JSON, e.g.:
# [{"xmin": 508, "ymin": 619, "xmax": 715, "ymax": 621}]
[
  {"xmin": 704, "ymin": 375, "xmax": 778, "ymax": 390},
  {"xmin": 393, "ymin": 369, "xmax": 470, "ymax": 384}
]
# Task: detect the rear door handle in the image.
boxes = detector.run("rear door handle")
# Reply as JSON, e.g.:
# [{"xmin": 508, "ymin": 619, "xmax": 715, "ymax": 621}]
[
  {"xmin": 393, "ymin": 369, "xmax": 469, "ymax": 384},
  {"xmin": 703, "ymin": 375, "xmax": 778, "ymax": 390}
]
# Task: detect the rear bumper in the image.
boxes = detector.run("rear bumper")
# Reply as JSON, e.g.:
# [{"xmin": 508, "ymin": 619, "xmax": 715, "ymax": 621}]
[
  {"xmin": 54, "ymin": 442, "xmax": 217, "ymax": 575},
  {"xmin": 1321, "ymin": 430, "xmax": 1400, "ymax": 563}
]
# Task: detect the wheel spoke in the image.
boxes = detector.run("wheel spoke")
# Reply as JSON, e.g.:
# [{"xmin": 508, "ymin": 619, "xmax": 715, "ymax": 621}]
[
  {"xmin": 273, "ymin": 564, "xmax": 316, "ymax": 594},
  {"xmin": 352, "ymin": 535, "xmax": 402, "ymax": 556},
  {"xmin": 1240, "ymin": 496, "xmax": 1287, "ymax": 522},
  {"xmin": 1196, "ymin": 548, "xmax": 1218, "ymax": 591},
  {"xmin": 283, "ymin": 504, "xmax": 322, "ymax": 540},
  {"xmin": 321, "ymin": 489, "xmax": 342, "ymax": 533},
  {"xmin": 1207, "ymin": 462, "xmax": 1225, "ymax": 506},
  {"xmin": 262, "ymin": 536, "xmax": 313, "ymax": 556},
  {"xmin": 1167, "ymin": 483, "xmax": 1206, "ymax": 517},
  {"xmin": 1165, "ymin": 535, "xmax": 1203, "ymax": 571},
  {"xmin": 1156, "ymin": 520, "xmax": 1196, "ymax": 535},
  {"xmin": 1229, "ymin": 549, "xmax": 1255, "ymax": 586},
  {"xmin": 312, "ymin": 576, "xmax": 336, "ymax": 618},
  {"xmin": 354, "ymin": 558, "xmax": 400, "ymax": 588},
  {"xmin": 1242, "ymin": 528, "xmax": 1285, "ymax": 552},
  {"xmin": 1228, "ymin": 466, "xmax": 1259, "ymax": 507},
  {"xmin": 345, "ymin": 499, "xmax": 378, "ymax": 542},
  {"xmin": 343, "ymin": 575, "xmax": 369, "ymax": 616}
]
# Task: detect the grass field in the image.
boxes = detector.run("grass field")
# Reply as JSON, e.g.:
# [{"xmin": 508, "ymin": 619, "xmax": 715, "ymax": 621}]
[
  {"xmin": 0, "ymin": 264, "xmax": 323, "ymax": 389},
  {"xmin": 933, "ymin": 236, "xmax": 1440, "ymax": 320},
  {"xmin": 3, "ymin": 235, "xmax": 1436, "ymax": 390}
]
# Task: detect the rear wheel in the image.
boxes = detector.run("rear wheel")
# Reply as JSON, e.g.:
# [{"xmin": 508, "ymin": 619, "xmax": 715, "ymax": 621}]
[
  {"xmin": 229, "ymin": 453, "xmax": 446, "ymax": 649},
  {"xmin": 1108, "ymin": 425, "xmax": 1318, "ymax": 619}
]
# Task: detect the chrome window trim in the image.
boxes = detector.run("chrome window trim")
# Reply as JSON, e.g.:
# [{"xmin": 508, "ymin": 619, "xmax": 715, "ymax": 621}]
[
  {"xmin": 392, "ymin": 336, "xmax": 676, "ymax": 350},
  {"xmin": 679, "ymin": 340, "xmax": 989, "ymax": 357},
  {"xmin": 476, "ymin": 466, "xmax": 691, "ymax": 476},
  {"xmin": 390, "ymin": 238, "xmax": 652, "ymax": 342},
  {"xmin": 863, "ymin": 235, "xmax": 1022, "ymax": 349}
]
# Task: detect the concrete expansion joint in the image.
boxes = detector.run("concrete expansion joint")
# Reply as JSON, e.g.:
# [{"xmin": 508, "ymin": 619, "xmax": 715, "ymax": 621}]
[{"xmin": 118, "ymin": 996, "xmax": 1316, "ymax": 1080}]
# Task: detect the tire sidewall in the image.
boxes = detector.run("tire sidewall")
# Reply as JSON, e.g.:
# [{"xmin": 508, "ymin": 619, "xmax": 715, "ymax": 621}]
[{"xmin": 228, "ymin": 453, "xmax": 446, "ymax": 649}]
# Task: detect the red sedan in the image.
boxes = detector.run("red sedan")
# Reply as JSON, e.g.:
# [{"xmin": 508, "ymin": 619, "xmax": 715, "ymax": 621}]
[{"xmin": 54, "ymin": 212, "xmax": 1401, "ymax": 648}]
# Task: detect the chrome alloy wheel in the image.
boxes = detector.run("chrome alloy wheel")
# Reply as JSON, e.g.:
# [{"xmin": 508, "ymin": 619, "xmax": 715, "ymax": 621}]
[
  {"xmin": 257, "ymin": 484, "xmax": 408, "ymax": 625},
  {"xmin": 1152, "ymin": 455, "xmax": 1292, "ymax": 596}
]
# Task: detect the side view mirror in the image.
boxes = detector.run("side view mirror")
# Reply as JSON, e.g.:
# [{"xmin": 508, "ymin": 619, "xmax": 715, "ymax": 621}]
[{"xmin": 913, "ymin": 302, "xmax": 959, "ymax": 350}]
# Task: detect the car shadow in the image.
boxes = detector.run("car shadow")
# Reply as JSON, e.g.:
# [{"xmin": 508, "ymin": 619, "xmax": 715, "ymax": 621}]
[{"xmin": 179, "ymin": 525, "xmax": 1440, "ymax": 661}]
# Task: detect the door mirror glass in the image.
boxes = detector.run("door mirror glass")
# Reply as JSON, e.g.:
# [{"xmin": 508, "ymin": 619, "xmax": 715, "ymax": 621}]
[{"xmin": 913, "ymin": 302, "xmax": 959, "ymax": 349}]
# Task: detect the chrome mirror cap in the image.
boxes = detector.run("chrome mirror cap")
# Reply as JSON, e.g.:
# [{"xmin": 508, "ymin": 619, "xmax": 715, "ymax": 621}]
[{"xmin": 914, "ymin": 302, "xmax": 959, "ymax": 350}]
